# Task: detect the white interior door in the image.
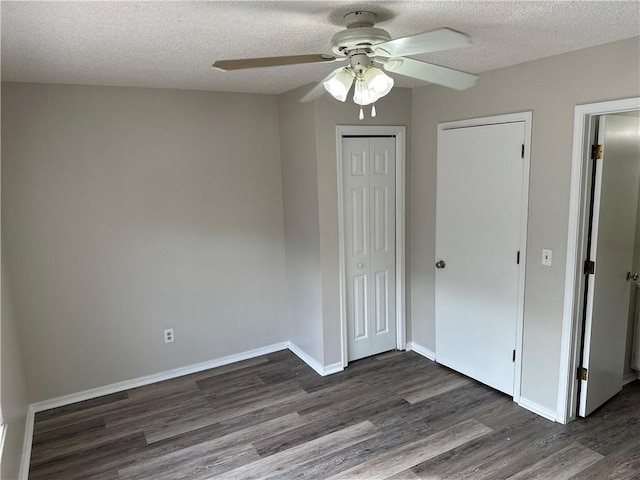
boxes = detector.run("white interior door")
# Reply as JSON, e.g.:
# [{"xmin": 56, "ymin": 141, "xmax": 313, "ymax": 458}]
[
  {"xmin": 343, "ymin": 137, "xmax": 396, "ymax": 361},
  {"xmin": 435, "ymin": 122, "xmax": 526, "ymax": 396},
  {"xmin": 579, "ymin": 114, "xmax": 640, "ymax": 416}
]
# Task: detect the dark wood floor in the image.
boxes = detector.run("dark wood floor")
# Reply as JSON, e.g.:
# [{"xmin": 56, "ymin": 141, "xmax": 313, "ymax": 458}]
[{"xmin": 28, "ymin": 350, "xmax": 640, "ymax": 479}]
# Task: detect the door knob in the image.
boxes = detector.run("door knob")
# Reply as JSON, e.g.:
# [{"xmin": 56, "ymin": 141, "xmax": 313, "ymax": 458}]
[
  {"xmin": 435, "ymin": 260, "xmax": 446, "ymax": 269},
  {"xmin": 357, "ymin": 263, "xmax": 364, "ymax": 269},
  {"xmin": 626, "ymin": 272, "xmax": 638, "ymax": 281}
]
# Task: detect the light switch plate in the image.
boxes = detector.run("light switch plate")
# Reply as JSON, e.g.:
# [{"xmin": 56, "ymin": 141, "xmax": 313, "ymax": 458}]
[{"xmin": 542, "ymin": 248, "xmax": 552, "ymax": 267}]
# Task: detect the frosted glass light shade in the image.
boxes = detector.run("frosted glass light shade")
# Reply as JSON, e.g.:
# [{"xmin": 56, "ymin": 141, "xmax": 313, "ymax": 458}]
[
  {"xmin": 353, "ymin": 78, "xmax": 376, "ymax": 106},
  {"xmin": 364, "ymin": 66, "xmax": 394, "ymax": 98},
  {"xmin": 323, "ymin": 68, "xmax": 354, "ymax": 102}
]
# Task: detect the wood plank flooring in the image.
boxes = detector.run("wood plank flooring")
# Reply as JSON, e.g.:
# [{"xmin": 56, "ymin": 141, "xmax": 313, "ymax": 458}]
[{"xmin": 28, "ymin": 350, "xmax": 640, "ymax": 479}]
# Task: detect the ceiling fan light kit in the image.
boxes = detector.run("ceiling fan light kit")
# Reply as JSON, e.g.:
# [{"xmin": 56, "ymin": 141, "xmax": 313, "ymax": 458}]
[
  {"xmin": 212, "ymin": 10, "xmax": 479, "ymax": 120},
  {"xmin": 322, "ymin": 50, "xmax": 395, "ymax": 119}
]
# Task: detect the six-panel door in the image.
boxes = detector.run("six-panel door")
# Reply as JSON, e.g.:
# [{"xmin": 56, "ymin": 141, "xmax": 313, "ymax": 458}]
[{"xmin": 343, "ymin": 137, "xmax": 397, "ymax": 361}]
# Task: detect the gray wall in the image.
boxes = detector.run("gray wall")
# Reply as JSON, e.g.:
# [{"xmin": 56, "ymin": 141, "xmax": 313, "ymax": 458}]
[
  {"xmin": 411, "ymin": 37, "xmax": 640, "ymax": 412},
  {"xmin": 278, "ymin": 85, "xmax": 325, "ymax": 364},
  {"xmin": 2, "ymin": 82, "xmax": 288, "ymax": 402},
  {"xmin": 1, "ymin": 257, "xmax": 29, "ymax": 480}
]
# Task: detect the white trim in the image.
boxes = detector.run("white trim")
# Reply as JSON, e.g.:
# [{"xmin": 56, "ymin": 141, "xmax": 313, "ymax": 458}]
[
  {"xmin": 336, "ymin": 128, "xmax": 348, "ymax": 369},
  {"xmin": 322, "ymin": 362, "xmax": 345, "ymax": 376},
  {"xmin": 0, "ymin": 423, "xmax": 6, "ymax": 472},
  {"xmin": 30, "ymin": 342, "xmax": 288, "ymax": 413},
  {"xmin": 287, "ymin": 342, "xmax": 344, "ymax": 376},
  {"xmin": 623, "ymin": 371, "xmax": 639, "ymax": 386},
  {"xmin": 28, "ymin": 339, "xmax": 344, "ymax": 414},
  {"xmin": 406, "ymin": 341, "xmax": 436, "ymax": 361},
  {"xmin": 518, "ymin": 397, "xmax": 557, "ymax": 423},
  {"xmin": 18, "ymin": 406, "xmax": 35, "ymax": 480},
  {"xmin": 287, "ymin": 342, "xmax": 323, "ymax": 375},
  {"xmin": 336, "ymin": 125, "xmax": 407, "ymax": 368},
  {"xmin": 438, "ymin": 111, "xmax": 532, "ymax": 404},
  {"xmin": 558, "ymin": 97, "xmax": 640, "ymax": 424},
  {"xmin": 439, "ymin": 112, "xmax": 531, "ymax": 130}
]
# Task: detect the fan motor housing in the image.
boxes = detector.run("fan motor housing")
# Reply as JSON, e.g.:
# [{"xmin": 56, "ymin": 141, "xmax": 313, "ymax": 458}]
[{"xmin": 330, "ymin": 27, "xmax": 391, "ymax": 57}]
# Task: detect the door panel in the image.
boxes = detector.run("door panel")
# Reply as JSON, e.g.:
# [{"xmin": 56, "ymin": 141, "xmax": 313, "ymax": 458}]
[
  {"xmin": 345, "ymin": 138, "xmax": 371, "ymax": 360},
  {"xmin": 353, "ymin": 273, "xmax": 368, "ymax": 339},
  {"xmin": 344, "ymin": 137, "xmax": 396, "ymax": 361},
  {"xmin": 373, "ymin": 186, "xmax": 389, "ymax": 252},
  {"xmin": 375, "ymin": 270, "xmax": 389, "ymax": 334},
  {"xmin": 580, "ymin": 114, "xmax": 640, "ymax": 416},
  {"xmin": 351, "ymin": 188, "xmax": 367, "ymax": 256},
  {"xmin": 369, "ymin": 138, "xmax": 396, "ymax": 356},
  {"xmin": 435, "ymin": 122, "xmax": 525, "ymax": 396}
]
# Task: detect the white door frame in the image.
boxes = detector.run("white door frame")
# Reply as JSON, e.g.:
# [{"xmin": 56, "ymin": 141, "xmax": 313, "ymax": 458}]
[
  {"xmin": 437, "ymin": 111, "xmax": 532, "ymax": 403},
  {"xmin": 337, "ymin": 125, "xmax": 406, "ymax": 367},
  {"xmin": 557, "ymin": 97, "xmax": 640, "ymax": 424}
]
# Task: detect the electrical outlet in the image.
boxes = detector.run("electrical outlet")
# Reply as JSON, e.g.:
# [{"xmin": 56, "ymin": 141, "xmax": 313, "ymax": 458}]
[
  {"xmin": 542, "ymin": 248, "xmax": 552, "ymax": 267},
  {"xmin": 164, "ymin": 328, "xmax": 175, "ymax": 344}
]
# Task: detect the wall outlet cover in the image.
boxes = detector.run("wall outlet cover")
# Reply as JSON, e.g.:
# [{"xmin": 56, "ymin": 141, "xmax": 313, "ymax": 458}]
[{"xmin": 164, "ymin": 328, "xmax": 175, "ymax": 343}]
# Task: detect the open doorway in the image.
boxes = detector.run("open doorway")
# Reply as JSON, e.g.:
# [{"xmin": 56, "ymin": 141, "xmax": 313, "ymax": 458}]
[{"xmin": 558, "ymin": 98, "xmax": 640, "ymax": 424}]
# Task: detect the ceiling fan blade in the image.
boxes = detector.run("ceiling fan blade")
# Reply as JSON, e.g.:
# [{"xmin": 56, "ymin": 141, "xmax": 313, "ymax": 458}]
[
  {"xmin": 300, "ymin": 66, "xmax": 348, "ymax": 102},
  {"xmin": 373, "ymin": 28, "xmax": 472, "ymax": 58},
  {"xmin": 213, "ymin": 54, "xmax": 337, "ymax": 71},
  {"xmin": 382, "ymin": 57, "xmax": 478, "ymax": 90}
]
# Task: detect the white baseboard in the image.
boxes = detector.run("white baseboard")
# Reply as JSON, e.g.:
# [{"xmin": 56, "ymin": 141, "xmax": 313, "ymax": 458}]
[
  {"xmin": 518, "ymin": 397, "xmax": 558, "ymax": 423},
  {"xmin": 287, "ymin": 342, "xmax": 344, "ymax": 376},
  {"xmin": 405, "ymin": 341, "xmax": 436, "ymax": 361},
  {"xmin": 623, "ymin": 371, "xmax": 639, "ymax": 386},
  {"xmin": 322, "ymin": 361, "xmax": 344, "ymax": 376},
  {"xmin": 400, "ymin": 343, "xmax": 561, "ymax": 425},
  {"xmin": 30, "ymin": 342, "xmax": 288, "ymax": 413},
  {"xmin": 0, "ymin": 424, "xmax": 6, "ymax": 474},
  {"xmin": 18, "ymin": 405, "xmax": 35, "ymax": 480}
]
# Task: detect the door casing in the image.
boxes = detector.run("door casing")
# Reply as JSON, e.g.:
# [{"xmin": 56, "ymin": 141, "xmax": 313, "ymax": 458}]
[
  {"xmin": 436, "ymin": 112, "xmax": 532, "ymax": 405},
  {"xmin": 336, "ymin": 125, "xmax": 406, "ymax": 367},
  {"xmin": 558, "ymin": 97, "xmax": 640, "ymax": 424}
]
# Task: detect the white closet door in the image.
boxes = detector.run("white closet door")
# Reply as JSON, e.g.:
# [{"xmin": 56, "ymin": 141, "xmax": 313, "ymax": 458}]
[
  {"xmin": 435, "ymin": 122, "xmax": 525, "ymax": 395},
  {"xmin": 343, "ymin": 137, "xmax": 396, "ymax": 361}
]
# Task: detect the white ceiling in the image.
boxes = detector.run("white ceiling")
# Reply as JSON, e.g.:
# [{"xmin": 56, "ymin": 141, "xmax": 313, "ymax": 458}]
[{"xmin": 2, "ymin": 1, "xmax": 639, "ymax": 95}]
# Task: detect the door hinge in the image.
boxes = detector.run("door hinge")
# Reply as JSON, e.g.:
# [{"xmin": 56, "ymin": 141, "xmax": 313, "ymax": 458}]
[
  {"xmin": 591, "ymin": 144, "xmax": 603, "ymax": 160},
  {"xmin": 516, "ymin": 251, "xmax": 520, "ymax": 265},
  {"xmin": 578, "ymin": 367, "xmax": 588, "ymax": 381},
  {"xmin": 584, "ymin": 260, "xmax": 595, "ymax": 275},
  {"xmin": 521, "ymin": 144, "xmax": 525, "ymax": 159},
  {"xmin": 512, "ymin": 350, "xmax": 516, "ymax": 362}
]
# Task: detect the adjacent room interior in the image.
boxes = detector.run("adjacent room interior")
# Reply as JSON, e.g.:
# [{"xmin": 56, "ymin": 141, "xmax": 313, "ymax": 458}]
[{"xmin": 1, "ymin": 1, "xmax": 639, "ymax": 479}]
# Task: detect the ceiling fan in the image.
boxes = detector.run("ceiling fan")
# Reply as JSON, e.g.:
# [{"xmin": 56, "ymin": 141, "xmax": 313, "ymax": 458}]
[{"xmin": 212, "ymin": 11, "xmax": 478, "ymax": 119}]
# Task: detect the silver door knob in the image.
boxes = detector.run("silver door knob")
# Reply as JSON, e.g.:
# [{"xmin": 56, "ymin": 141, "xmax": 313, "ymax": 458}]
[
  {"xmin": 435, "ymin": 260, "xmax": 446, "ymax": 269},
  {"xmin": 626, "ymin": 272, "xmax": 638, "ymax": 281},
  {"xmin": 357, "ymin": 263, "xmax": 364, "ymax": 269}
]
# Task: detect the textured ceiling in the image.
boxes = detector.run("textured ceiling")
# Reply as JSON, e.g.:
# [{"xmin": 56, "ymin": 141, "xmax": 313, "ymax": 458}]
[{"xmin": 2, "ymin": 1, "xmax": 639, "ymax": 94}]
